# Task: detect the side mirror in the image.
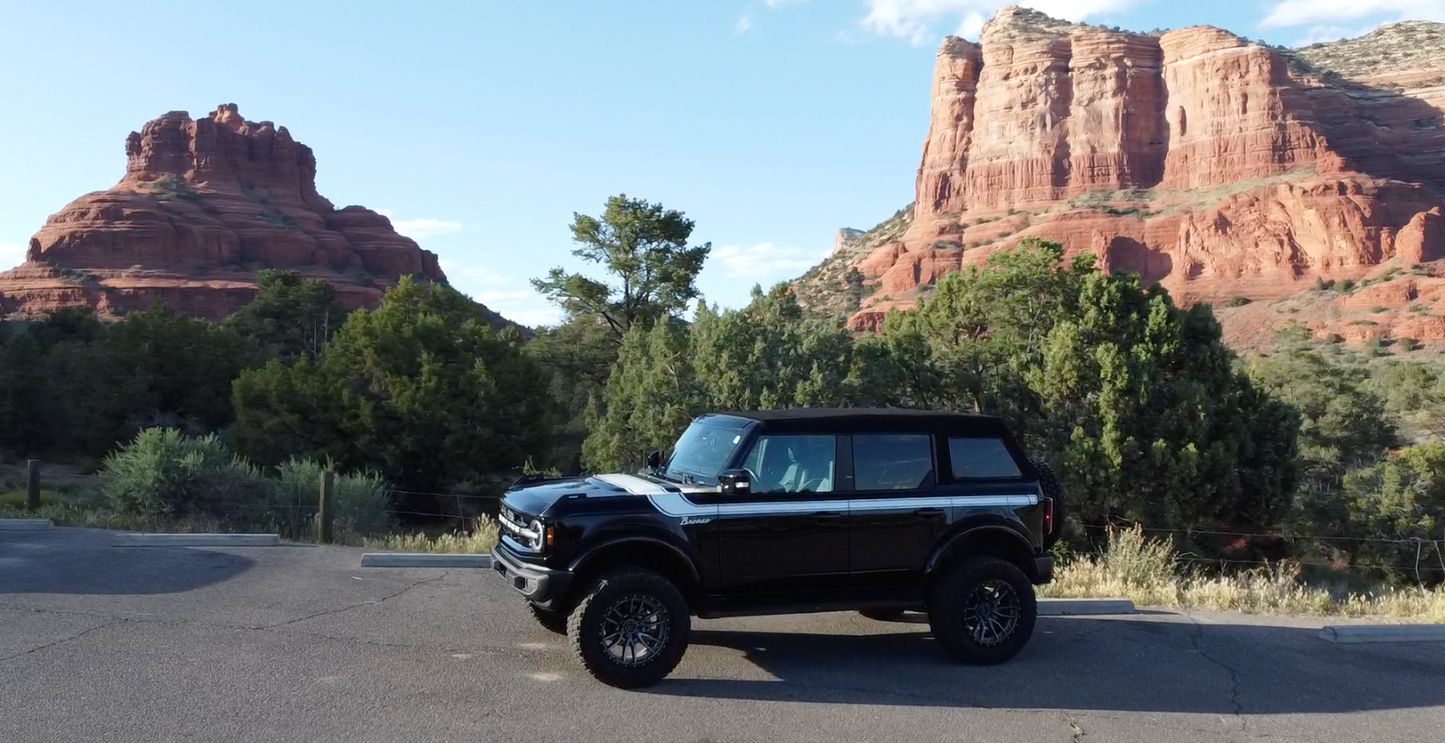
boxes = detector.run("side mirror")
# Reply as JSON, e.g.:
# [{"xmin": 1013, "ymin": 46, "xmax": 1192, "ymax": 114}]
[
  {"xmin": 718, "ymin": 469, "xmax": 752, "ymax": 495},
  {"xmin": 645, "ymin": 450, "xmax": 662, "ymax": 471}
]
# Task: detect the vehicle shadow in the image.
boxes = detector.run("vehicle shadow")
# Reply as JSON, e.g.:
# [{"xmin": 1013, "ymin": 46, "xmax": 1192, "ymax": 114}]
[
  {"xmin": 649, "ymin": 615, "xmax": 1445, "ymax": 715},
  {"xmin": 0, "ymin": 528, "xmax": 255, "ymax": 595}
]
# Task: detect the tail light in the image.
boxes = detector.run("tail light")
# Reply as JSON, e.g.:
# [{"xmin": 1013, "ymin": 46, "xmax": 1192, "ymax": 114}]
[{"xmin": 1043, "ymin": 497, "xmax": 1055, "ymax": 534}]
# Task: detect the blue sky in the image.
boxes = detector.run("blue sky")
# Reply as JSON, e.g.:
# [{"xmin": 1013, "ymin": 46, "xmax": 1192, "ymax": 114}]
[{"xmin": 2, "ymin": 0, "xmax": 1440, "ymax": 326}]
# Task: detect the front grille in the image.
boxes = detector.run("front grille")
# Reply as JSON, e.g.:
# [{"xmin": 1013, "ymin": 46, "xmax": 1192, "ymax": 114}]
[{"xmin": 499, "ymin": 505, "xmax": 539, "ymax": 551}]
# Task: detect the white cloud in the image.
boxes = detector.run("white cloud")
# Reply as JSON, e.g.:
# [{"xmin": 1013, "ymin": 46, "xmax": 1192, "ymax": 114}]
[
  {"xmin": 375, "ymin": 209, "xmax": 464, "ymax": 240},
  {"xmin": 860, "ymin": 0, "xmax": 1144, "ymax": 44},
  {"xmin": 737, "ymin": 14, "xmax": 754, "ymax": 32},
  {"xmin": 473, "ymin": 289, "xmax": 562, "ymax": 328},
  {"xmin": 1261, "ymin": 0, "xmax": 1445, "ymax": 29},
  {"xmin": 710, "ymin": 242, "xmax": 828, "ymax": 280},
  {"xmin": 0, "ymin": 242, "xmax": 24, "ymax": 269},
  {"xmin": 764, "ymin": 0, "xmax": 808, "ymax": 6},
  {"xmin": 438, "ymin": 259, "xmax": 511, "ymax": 286},
  {"xmin": 436, "ymin": 259, "xmax": 560, "ymax": 327},
  {"xmin": 391, "ymin": 218, "xmax": 463, "ymax": 239},
  {"xmin": 1291, "ymin": 24, "xmax": 1376, "ymax": 45}
]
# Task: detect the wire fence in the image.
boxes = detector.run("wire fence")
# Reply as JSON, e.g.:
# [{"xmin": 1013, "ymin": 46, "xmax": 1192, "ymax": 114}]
[{"xmin": 8, "ymin": 460, "xmax": 1443, "ymax": 582}]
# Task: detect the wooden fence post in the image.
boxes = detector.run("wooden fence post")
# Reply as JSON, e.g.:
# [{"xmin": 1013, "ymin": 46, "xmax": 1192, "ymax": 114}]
[
  {"xmin": 317, "ymin": 469, "xmax": 335, "ymax": 544},
  {"xmin": 25, "ymin": 459, "xmax": 40, "ymax": 511}
]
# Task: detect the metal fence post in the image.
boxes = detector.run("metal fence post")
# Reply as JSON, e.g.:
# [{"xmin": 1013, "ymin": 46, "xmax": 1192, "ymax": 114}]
[
  {"xmin": 25, "ymin": 459, "xmax": 40, "ymax": 511},
  {"xmin": 318, "ymin": 469, "xmax": 335, "ymax": 544}
]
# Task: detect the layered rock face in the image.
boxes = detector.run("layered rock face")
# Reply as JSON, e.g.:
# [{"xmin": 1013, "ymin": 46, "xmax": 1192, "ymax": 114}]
[
  {"xmin": 0, "ymin": 104, "xmax": 457, "ymax": 321},
  {"xmin": 823, "ymin": 7, "xmax": 1445, "ymax": 342}
]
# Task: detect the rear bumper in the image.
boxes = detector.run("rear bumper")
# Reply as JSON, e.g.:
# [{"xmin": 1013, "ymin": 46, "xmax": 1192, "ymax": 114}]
[
  {"xmin": 491, "ymin": 543, "xmax": 573, "ymax": 612},
  {"xmin": 1032, "ymin": 554, "xmax": 1054, "ymax": 585}
]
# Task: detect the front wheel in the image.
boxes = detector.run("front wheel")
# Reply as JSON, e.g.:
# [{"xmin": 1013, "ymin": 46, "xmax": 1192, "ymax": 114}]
[
  {"xmin": 927, "ymin": 556, "xmax": 1037, "ymax": 665},
  {"xmin": 567, "ymin": 568, "xmax": 691, "ymax": 688}
]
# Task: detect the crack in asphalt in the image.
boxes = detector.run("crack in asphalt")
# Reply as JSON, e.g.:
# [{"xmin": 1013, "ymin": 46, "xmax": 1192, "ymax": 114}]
[
  {"xmin": 0, "ymin": 619, "xmax": 118, "ymax": 664},
  {"xmin": 1188, "ymin": 614, "xmax": 1247, "ymax": 732},
  {"xmin": 258, "ymin": 571, "xmax": 452, "ymax": 630}
]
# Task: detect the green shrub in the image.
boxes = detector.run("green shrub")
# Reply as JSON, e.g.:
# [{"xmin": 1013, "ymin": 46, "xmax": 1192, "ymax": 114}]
[
  {"xmin": 1325, "ymin": 333, "xmax": 1345, "ymax": 344},
  {"xmin": 1228, "ymin": 296, "xmax": 1252, "ymax": 307},
  {"xmin": 273, "ymin": 458, "xmax": 394, "ymax": 536},
  {"xmin": 1396, "ymin": 337, "xmax": 1419, "ymax": 352},
  {"xmin": 1339, "ymin": 279, "xmax": 1357, "ymax": 292},
  {"xmin": 101, "ymin": 428, "xmax": 268, "ymax": 518}
]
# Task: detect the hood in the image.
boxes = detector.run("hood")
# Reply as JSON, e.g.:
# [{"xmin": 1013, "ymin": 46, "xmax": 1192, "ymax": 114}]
[{"xmin": 500, "ymin": 473, "xmax": 680, "ymax": 518}]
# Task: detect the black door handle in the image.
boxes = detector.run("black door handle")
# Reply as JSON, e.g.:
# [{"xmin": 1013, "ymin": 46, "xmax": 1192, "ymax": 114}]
[
  {"xmin": 811, "ymin": 512, "xmax": 845, "ymax": 522},
  {"xmin": 916, "ymin": 507, "xmax": 946, "ymax": 517}
]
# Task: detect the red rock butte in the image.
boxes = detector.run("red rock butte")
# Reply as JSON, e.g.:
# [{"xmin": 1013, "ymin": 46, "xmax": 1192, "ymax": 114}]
[
  {"xmin": 802, "ymin": 7, "xmax": 1445, "ymax": 348},
  {"xmin": 0, "ymin": 103, "xmax": 465, "ymax": 321}
]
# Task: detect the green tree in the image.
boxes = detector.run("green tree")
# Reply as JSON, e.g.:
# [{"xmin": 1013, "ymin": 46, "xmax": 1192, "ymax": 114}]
[
  {"xmin": 876, "ymin": 239, "xmax": 1300, "ymax": 534},
  {"xmin": 225, "ymin": 269, "xmax": 348, "ymax": 361},
  {"xmin": 1340, "ymin": 442, "xmax": 1445, "ymax": 583},
  {"xmin": 1249, "ymin": 346, "xmax": 1397, "ymax": 492},
  {"xmin": 232, "ymin": 277, "xmax": 551, "ymax": 490},
  {"xmin": 531, "ymin": 194, "xmax": 710, "ymax": 339},
  {"xmin": 0, "ymin": 330, "xmax": 54, "ymax": 455},
  {"xmin": 103, "ymin": 302, "xmax": 260, "ymax": 436},
  {"xmin": 690, "ymin": 283, "xmax": 871, "ymax": 410},
  {"xmin": 582, "ymin": 318, "xmax": 700, "ymax": 473}
]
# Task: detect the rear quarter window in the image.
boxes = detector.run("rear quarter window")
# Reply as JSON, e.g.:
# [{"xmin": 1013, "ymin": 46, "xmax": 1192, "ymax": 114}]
[{"xmin": 947, "ymin": 437, "xmax": 1022, "ymax": 479}]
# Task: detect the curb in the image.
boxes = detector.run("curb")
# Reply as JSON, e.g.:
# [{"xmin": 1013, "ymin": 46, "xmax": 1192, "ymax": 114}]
[
  {"xmin": 0, "ymin": 518, "xmax": 54, "ymax": 531},
  {"xmin": 1319, "ymin": 624, "xmax": 1445, "ymax": 644},
  {"xmin": 1039, "ymin": 598, "xmax": 1136, "ymax": 616},
  {"xmin": 360, "ymin": 553, "xmax": 492, "ymax": 568},
  {"xmin": 114, "ymin": 533, "xmax": 281, "ymax": 547}
]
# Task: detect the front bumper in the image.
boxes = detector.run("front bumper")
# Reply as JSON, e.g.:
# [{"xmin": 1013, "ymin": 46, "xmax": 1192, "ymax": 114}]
[
  {"xmin": 1032, "ymin": 554, "xmax": 1055, "ymax": 585},
  {"xmin": 491, "ymin": 543, "xmax": 573, "ymax": 612}
]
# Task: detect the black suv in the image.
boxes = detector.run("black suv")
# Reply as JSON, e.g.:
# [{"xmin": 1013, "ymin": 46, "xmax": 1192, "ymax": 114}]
[{"xmin": 491, "ymin": 409, "xmax": 1062, "ymax": 688}]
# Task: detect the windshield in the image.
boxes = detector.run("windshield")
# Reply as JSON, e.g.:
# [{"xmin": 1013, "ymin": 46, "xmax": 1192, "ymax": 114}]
[{"xmin": 663, "ymin": 417, "xmax": 750, "ymax": 484}]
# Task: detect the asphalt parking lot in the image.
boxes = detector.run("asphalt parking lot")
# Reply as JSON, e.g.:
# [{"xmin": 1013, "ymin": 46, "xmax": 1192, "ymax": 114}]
[{"xmin": 3, "ymin": 527, "xmax": 1444, "ymax": 743}]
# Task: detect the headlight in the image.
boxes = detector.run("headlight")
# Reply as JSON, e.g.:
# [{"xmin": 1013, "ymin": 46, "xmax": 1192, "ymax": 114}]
[{"xmin": 529, "ymin": 519, "xmax": 545, "ymax": 551}]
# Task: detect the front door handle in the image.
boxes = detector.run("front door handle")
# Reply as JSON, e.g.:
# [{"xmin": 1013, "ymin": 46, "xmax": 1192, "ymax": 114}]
[
  {"xmin": 916, "ymin": 507, "xmax": 946, "ymax": 518},
  {"xmin": 811, "ymin": 512, "xmax": 845, "ymax": 522}
]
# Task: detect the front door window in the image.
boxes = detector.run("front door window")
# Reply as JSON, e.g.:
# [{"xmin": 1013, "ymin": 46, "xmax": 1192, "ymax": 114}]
[{"xmin": 740, "ymin": 435, "xmax": 837, "ymax": 494}]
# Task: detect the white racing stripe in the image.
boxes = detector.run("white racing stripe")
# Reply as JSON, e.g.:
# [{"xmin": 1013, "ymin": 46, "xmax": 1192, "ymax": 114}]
[
  {"xmin": 590, "ymin": 472, "xmax": 1037, "ymax": 518},
  {"xmin": 593, "ymin": 473, "xmax": 671, "ymax": 494}
]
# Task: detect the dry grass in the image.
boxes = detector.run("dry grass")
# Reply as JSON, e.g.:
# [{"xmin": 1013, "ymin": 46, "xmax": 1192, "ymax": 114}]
[
  {"xmin": 1042, "ymin": 525, "xmax": 1445, "ymax": 622},
  {"xmin": 0, "ymin": 502, "xmax": 231, "ymax": 533},
  {"xmin": 358, "ymin": 516, "xmax": 500, "ymax": 554}
]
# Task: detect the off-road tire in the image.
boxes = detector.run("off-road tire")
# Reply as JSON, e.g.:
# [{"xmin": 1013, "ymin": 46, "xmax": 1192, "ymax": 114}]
[
  {"xmin": 858, "ymin": 606, "xmax": 908, "ymax": 621},
  {"xmin": 526, "ymin": 601, "xmax": 568, "ymax": 635},
  {"xmin": 566, "ymin": 568, "xmax": 690, "ymax": 689},
  {"xmin": 928, "ymin": 556, "xmax": 1037, "ymax": 665}
]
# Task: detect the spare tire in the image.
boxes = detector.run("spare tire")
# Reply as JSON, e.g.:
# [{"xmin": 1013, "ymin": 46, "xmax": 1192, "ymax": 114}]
[{"xmin": 1030, "ymin": 458, "xmax": 1064, "ymax": 547}]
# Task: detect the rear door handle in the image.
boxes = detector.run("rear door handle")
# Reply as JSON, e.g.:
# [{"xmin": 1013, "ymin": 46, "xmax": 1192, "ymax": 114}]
[
  {"xmin": 916, "ymin": 507, "xmax": 946, "ymax": 518},
  {"xmin": 812, "ymin": 512, "xmax": 845, "ymax": 522}
]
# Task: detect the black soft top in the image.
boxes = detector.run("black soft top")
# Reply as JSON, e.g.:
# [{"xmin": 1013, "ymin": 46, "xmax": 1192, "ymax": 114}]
[{"xmin": 698, "ymin": 408, "xmax": 1011, "ymax": 436}]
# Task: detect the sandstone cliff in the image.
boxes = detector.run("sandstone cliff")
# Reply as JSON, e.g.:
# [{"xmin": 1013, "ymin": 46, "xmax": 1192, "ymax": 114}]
[
  {"xmin": 797, "ymin": 7, "xmax": 1445, "ymax": 346},
  {"xmin": 0, "ymin": 104, "xmax": 513, "ymax": 329}
]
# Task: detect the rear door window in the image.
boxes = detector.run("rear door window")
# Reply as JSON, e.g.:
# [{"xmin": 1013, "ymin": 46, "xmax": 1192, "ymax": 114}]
[
  {"xmin": 852, "ymin": 434, "xmax": 934, "ymax": 491},
  {"xmin": 947, "ymin": 437, "xmax": 1022, "ymax": 479}
]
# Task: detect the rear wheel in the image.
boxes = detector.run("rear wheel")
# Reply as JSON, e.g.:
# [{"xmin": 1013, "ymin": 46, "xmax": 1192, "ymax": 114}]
[
  {"xmin": 928, "ymin": 556, "xmax": 1036, "ymax": 665},
  {"xmin": 526, "ymin": 601, "xmax": 568, "ymax": 635},
  {"xmin": 567, "ymin": 568, "xmax": 690, "ymax": 689}
]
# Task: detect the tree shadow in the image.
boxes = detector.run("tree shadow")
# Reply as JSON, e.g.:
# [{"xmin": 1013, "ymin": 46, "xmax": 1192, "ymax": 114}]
[
  {"xmin": 648, "ymin": 615, "xmax": 1445, "ymax": 714},
  {"xmin": 0, "ymin": 528, "xmax": 255, "ymax": 595}
]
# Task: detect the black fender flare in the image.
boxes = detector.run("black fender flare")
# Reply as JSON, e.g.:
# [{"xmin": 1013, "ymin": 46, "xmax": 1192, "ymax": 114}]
[
  {"xmin": 566, "ymin": 534, "xmax": 703, "ymax": 586},
  {"xmin": 925, "ymin": 521, "xmax": 1039, "ymax": 579}
]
